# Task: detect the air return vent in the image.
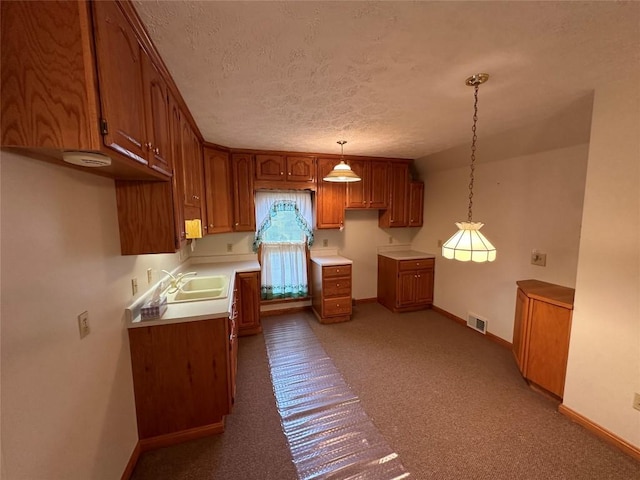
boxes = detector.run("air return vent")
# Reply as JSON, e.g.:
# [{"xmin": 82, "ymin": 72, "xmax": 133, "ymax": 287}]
[{"xmin": 467, "ymin": 313, "xmax": 487, "ymax": 334}]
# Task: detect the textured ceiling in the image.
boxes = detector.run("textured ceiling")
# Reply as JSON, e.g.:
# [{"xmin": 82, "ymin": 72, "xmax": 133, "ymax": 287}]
[{"xmin": 133, "ymin": 1, "xmax": 639, "ymax": 160}]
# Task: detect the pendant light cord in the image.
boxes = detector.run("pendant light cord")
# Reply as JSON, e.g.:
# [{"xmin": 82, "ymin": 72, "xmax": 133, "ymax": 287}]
[{"xmin": 468, "ymin": 83, "xmax": 479, "ymax": 222}]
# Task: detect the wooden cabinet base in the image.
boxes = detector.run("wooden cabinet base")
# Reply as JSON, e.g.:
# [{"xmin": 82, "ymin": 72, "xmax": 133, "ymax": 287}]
[
  {"xmin": 311, "ymin": 309, "xmax": 351, "ymax": 324},
  {"xmin": 139, "ymin": 422, "xmax": 225, "ymax": 452}
]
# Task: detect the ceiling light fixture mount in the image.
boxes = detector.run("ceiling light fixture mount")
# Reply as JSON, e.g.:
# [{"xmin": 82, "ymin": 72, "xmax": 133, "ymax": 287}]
[
  {"xmin": 323, "ymin": 140, "xmax": 361, "ymax": 183},
  {"xmin": 441, "ymin": 73, "xmax": 496, "ymax": 263}
]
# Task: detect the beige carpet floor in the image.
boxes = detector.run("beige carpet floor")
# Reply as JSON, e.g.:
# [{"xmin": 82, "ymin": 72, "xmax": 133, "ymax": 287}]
[{"xmin": 132, "ymin": 303, "xmax": 640, "ymax": 479}]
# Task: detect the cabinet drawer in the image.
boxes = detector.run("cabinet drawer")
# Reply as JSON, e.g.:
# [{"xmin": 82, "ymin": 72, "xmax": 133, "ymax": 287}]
[
  {"xmin": 323, "ymin": 264, "xmax": 352, "ymax": 278},
  {"xmin": 323, "ymin": 277, "xmax": 351, "ymax": 297},
  {"xmin": 398, "ymin": 258, "xmax": 434, "ymax": 271},
  {"xmin": 323, "ymin": 297, "xmax": 352, "ymax": 316}
]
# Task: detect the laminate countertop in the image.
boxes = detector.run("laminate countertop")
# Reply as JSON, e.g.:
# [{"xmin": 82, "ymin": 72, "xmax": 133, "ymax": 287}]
[
  {"xmin": 311, "ymin": 255, "xmax": 353, "ymax": 266},
  {"xmin": 377, "ymin": 250, "xmax": 436, "ymax": 261},
  {"xmin": 126, "ymin": 260, "xmax": 260, "ymax": 328}
]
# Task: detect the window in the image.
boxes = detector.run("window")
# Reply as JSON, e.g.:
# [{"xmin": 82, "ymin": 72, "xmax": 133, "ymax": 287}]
[{"xmin": 254, "ymin": 191, "xmax": 314, "ymax": 300}]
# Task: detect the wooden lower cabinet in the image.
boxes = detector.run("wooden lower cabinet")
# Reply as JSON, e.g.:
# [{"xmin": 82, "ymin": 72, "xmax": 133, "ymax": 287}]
[
  {"xmin": 237, "ymin": 271, "xmax": 262, "ymax": 335},
  {"xmin": 377, "ymin": 254, "xmax": 434, "ymax": 312},
  {"xmin": 128, "ymin": 315, "xmax": 237, "ymax": 448},
  {"xmin": 311, "ymin": 261, "xmax": 352, "ymax": 323},
  {"xmin": 512, "ymin": 279, "xmax": 574, "ymax": 398}
]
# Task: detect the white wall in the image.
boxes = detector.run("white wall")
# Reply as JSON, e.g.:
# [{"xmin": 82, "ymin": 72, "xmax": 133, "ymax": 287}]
[
  {"xmin": 411, "ymin": 142, "xmax": 589, "ymax": 341},
  {"xmin": 563, "ymin": 76, "xmax": 640, "ymax": 447},
  {"xmin": 0, "ymin": 152, "xmax": 185, "ymax": 479},
  {"xmin": 191, "ymin": 209, "xmax": 421, "ymax": 300}
]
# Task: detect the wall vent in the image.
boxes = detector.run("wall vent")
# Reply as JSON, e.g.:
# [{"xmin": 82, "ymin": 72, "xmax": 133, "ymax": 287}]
[{"xmin": 467, "ymin": 313, "xmax": 487, "ymax": 334}]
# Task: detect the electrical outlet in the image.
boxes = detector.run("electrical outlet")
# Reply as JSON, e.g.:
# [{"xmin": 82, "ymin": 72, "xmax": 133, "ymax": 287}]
[
  {"xmin": 531, "ymin": 250, "xmax": 547, "ymax": 266},
  {"xmin": 147, "ymin": 268, "xmax": 153, "ymax": 284},
  {"xmin": 322, "ymin": 239, "xmax": 328, "ymax": 247},
  {"xmin": 437, "ymin": 239, "xmax": 443, "ymax": 248},
  {"xmin": 388, "ymin": 236, "xmax": 393, "ymax": 244},
  {"xmin": 633, "ymin": 393, "xmax": 640, "ymax": 411},
  {"xmin": 131, "ymin": 277, "xmax": 138, "ymax": 295},
  {"xmin": 226, "ymin": 243, "xmax": 233, "ymax": 253},
  {"xmin": 77, "ymin": 311, "xmax": 90, "ymax": 339}
]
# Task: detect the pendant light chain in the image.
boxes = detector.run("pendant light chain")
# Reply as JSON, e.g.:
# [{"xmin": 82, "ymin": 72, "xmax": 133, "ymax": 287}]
[{"xmin": 468, "ymin": 82, "xmax": 479, "ymax": 222}]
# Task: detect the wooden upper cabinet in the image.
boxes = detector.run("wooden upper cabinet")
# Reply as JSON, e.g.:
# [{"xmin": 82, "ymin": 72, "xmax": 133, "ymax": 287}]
[
  {"xmin": 316, "ymin": 158, "xmax": 345, "ymax": 229},
  {"xmin": 143, "ymin": 55, "xmax": 172, "ymax": 176},
  {"xmin": 231, "ymin": 154, "xmax": 256, "ymax": 232},
  {"xmin": 1, "ymin": 0, "xmax": 101, "ymax": 151},
  {"xmin": 169, "ymin": 96, "xmax": 186, "ymax": 248},
  {"xmin": 286, "ymin": 156, "xmax": 315, "ymax": 182},
  {"xmin": 255, "ymin": 155, "xmax": 285, "ymax": 181},
  {"xmin": 346, "ymin": 159, "xmax": 389, "ymax": 209},
  {"xmin": 408, "ymin": 181, "xmax": 424, "ymax": 227},
  {"xmin": 181, "ymin": 118, "xmax": 204, "ymax": 221},
  {"xmin": 93, "ymin": 0, "xmax": 149, "ymax": 165},
  {"xmin": 255, "ymin": 154, "xmax": 315, "ymax": 186},
  {"xmin": 379, "ymin": 161, "xmax": 410, "ymax": 228},
  {"xmin": 203, "ymin": 147, "xmax": 233, "ymax": 234}
]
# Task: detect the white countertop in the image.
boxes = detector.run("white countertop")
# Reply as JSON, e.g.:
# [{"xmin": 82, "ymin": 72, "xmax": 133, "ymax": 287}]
[
  {"xmin": 311, "ymin": 255, "xmax": 353, "ymax": 266},
  {"xmin": 377, "ymin": 250, "xmax": 436, "ymax": 260},
  {"xmin": 126, "ymin": 260, "xmax": 260, "ymax": 329}
]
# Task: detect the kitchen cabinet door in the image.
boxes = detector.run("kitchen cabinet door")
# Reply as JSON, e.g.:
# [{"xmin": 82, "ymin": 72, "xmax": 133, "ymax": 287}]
[
  {"xmin": 255, "ymin": 154, "xmax": 286, "ymax": 181},
  {"xmin": 93, "ymin": 0, "xmax": 148, "ymax": 165},
  {"xmin": 316, "ymin": 158, "xmax": 345, "ymax": 229},
  {"xmin": 237, "ymin": 271, "xmax": 262, "ymax": 335},
  {"xmin": 408, "ymin": 181, "xmax": 424, "ymax": 227},
  {"xmin": 379, "ymin": 162, "xmax": 409, "ymax": 227},
  {"xmin": 286, "ymin": 156, "xmax": 315, "ymax": 182},
  {"xmin": 204, "ymin": 147, "xmax": 233, "ymax": 234},
  {"xmin": 181, "ymin": 118, "xmax": 204, "ymax": 222},
  {"xmin": 169, "ymin": 96, "xmax": 187, "ymax": 248},
  {"xmin": 368, "ymin": 160, "xmax": 390, "ymax": 208},
  {"xmin": 142, "ymin": 54, "xmax": 172, "ymax": 176},
  {"xmin": 377, "ymin": 255, "xmax": 435, "ymax": 312},
  {"xmin": 231, "ymin": 154, "xmax": 256, "ymax": 232}
]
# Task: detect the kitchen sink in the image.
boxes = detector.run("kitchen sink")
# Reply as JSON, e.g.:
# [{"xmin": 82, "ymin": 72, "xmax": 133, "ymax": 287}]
[{"xmin": 165, "ymin": 275, "xmax": 229, "ymax": 304}]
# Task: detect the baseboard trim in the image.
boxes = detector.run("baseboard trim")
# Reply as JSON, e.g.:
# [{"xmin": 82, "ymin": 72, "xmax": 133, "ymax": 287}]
[
  {"xmin": 261, "ymin": 305, "xmax": 312, "ymax": 317},
  {"xmin": 354, "ymin": 297, "xmax": 378, "ymax": 304},
  {"xmin": 121, "ymin": 441, "xmax": 141, "ymax": 480},
  {"xmin": 139, "ymin": 422, "xmax": 225, "ymax": 452},
  {"xmin": 432, "ymin": 305, "xmax": 512, "ymax": 349},
  {"xmin": 558, "ymin": 404, "xmax": 640, "ymax": 461}
]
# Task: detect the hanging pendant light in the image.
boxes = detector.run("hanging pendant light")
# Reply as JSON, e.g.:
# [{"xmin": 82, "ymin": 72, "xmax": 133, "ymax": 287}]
[
  {"xmin": 442, "ymin": 73, "xmax": 496, "ymax": 263},
  {"xmin": 323, "ymin": 140, "xmax": 361, "ymax": 182}
]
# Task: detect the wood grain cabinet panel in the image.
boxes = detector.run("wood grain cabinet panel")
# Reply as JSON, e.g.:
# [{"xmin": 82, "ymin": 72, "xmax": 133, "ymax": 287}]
[
  {"xmin": 377, "ymin": 255, "xmax": 434, "ymax": 312},
  {"xmin": 286, "ymin": 156, "xmax": 315, "ymax": 182},
  {"xmin": 236, "ymin": 271, "xmax": 262, "ymax": 336},
  {"xmin": 346, "ymin": 160, "xmax": 389, "ymax": 209},
  {"xmin": 231, "ymin": 154, "xmax": 256, "ymax": 232},
  {"xmin": 408, "ymin": 181, "xmax": 424, "ymax": 227},
  {"xmin": 316, "ymin": 158, "xmax": 346, "ymax": 229},
  {"xmin": 181, "ymin": 118, "xmax": 204, "ymax": 223},
  {"xmin": 312, "ymin": 262, "xmax": 352, "ymax": 323},
  {"xmin": 379, "ymin": 161, "xmax": 410, "ymax": 227},
  {"xmin": 255, "ymin": 154, "xmax": 286, "ymax": 181},
  {"xmin": 203, "ymin": 147, "xmax": 233, "ymax": 234},
  {"xmin": 513, "ymin": 280, "xmax": 574, "ymax": 398},
  {"xmin": 128, "ymin": 317, "xmax": 236, "ymax": 446}
]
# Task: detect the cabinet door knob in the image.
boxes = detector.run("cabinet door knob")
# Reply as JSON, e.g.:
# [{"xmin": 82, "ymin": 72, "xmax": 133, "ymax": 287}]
[
  {"xmin": 145, "ymin": 142, "xmax": 152, "ymax": 150},
  {"xmin": 193, "ymin": 195, "xmax": 199, "ymax": 200},
  {"xmin": 337, "ymin": 284, "xmax": 340, "ymax": 287},
  {"xmin": 235, "ymin": 222, "xmax": 239, "ymax": 226},
  {"xmin": 280, "ymin": 171, "xmax": 284, "ymax": 175},
  {"xmin": 155, "ymin": 147, "xmax": 160, "ymax": 155},
  {"xmin": 209, "ymin": 224, "xmax": 214, "ymax": 228}
]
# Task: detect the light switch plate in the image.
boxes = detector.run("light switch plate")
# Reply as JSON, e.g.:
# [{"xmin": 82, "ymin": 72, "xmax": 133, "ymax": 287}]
[{"xmin": 531, "ymin": 251, "xmax": 547, "ymax": 266}]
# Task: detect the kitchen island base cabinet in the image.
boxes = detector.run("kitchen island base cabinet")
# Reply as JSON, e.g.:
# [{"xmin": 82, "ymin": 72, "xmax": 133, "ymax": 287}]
[
  {"xmin": 311, "ymin": 260, "xmax": 353, "ymax": 324},
  {"xmin": 128, "ymin": 316, "xmax": 237, "ymax": 449},
  {"xmin": 513, "ymin": 280, "xmax": 574, "ymax": 399},
  {"xmin": 377, "ymin": 254, "xmax": 434, "ymax": 313}
]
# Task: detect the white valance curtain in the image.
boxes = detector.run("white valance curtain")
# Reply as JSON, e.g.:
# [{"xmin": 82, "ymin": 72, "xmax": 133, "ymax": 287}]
[
  {"xmin": 253, "ymin": 191, "xmax": 314, "ymax": 251},
  {"xmin": 254, "ymin": 191, "xmax": 314, "ymax": 300}
]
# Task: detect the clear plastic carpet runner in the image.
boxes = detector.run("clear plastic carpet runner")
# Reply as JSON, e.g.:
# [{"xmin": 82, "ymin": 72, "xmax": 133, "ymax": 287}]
[{"xmin": 262, "ymin": 317, "xmax": 410, "ymax": 480}]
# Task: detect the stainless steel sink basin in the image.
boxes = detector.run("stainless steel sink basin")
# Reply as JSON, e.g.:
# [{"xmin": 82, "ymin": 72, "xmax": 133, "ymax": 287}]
[{"xmin": 165, "ymin": 275, "xmax": 229, "ymax": 304}]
